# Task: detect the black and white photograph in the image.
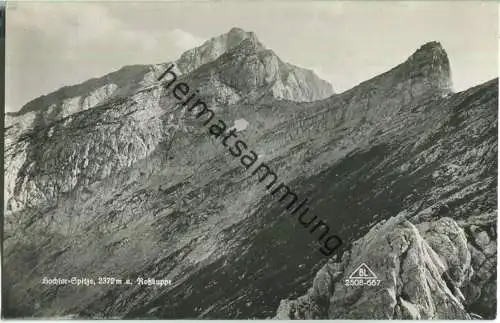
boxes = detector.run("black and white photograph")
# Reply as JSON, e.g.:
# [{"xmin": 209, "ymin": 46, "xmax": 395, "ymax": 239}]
[{"xmin": 2, "ymin": 1, "xmax": 498, "ymax": 319}]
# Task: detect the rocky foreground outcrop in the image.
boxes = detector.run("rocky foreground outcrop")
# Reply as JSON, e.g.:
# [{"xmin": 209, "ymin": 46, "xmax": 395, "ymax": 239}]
[{"xmin": 275, "ymin": 215, "xmax": 473, "ymax": 319}]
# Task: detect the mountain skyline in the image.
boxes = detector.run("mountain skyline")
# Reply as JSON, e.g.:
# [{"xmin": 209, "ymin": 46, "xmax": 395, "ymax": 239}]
[{"xmin": 5, "ymin": 1, "xmax": 498, "ymax": 112}]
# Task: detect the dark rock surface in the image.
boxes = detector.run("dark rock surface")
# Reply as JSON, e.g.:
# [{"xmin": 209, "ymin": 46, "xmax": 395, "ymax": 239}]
[{"xmin": 3, "ymin": 28, "xmax": 497, "ymax": 319}]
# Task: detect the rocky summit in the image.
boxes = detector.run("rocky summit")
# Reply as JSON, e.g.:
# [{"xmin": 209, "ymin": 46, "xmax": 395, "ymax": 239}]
[{"xmin": 3, "ymin": 28, "xmax": 497, "ymax": 320}]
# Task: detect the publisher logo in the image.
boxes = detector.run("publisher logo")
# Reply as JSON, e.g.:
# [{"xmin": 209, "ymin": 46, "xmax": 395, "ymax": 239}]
[
  {"xmin": 344, "ymin": 263, "xmax": 381, "ymax": 287},
  {"xmin": 349, "ymin": 263, "xmax": 377, "ymax": 279}
]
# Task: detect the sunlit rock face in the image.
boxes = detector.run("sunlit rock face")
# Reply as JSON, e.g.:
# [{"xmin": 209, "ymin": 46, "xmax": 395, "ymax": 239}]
[{"xmin": 3, "ymin": 27, "xmax": 497, "ymax": 320}]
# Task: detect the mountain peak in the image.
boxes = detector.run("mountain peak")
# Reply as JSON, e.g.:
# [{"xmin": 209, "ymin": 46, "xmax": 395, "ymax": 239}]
[
  {"xmin": 227, "ymin": 27, "xmax": 258, "ymax": 46},
  {"xmin": 176, "ymin": 27, "xmax": 264, "ymax": 74},
  {"xmin": 416, "ymin": 41, "xmax": 445, "ymax": 52},
  {"xmin": 173, "ymin": 27, "xmax": 333, "ymax": 102},
  {"xmin": 405, "ymin": 41, "xmax": 453, "ymax": 92}
]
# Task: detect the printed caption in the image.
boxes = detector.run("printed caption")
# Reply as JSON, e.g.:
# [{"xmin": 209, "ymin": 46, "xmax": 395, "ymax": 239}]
[{"xmin": 41, "ymin": 276, "xmax": 172, "ymax": 287}]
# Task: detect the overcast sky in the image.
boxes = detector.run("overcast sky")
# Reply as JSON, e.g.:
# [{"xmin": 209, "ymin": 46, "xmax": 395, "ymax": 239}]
[{"xmin": 5, "ymin": 1, "xmax": 498, "ymax": 112}]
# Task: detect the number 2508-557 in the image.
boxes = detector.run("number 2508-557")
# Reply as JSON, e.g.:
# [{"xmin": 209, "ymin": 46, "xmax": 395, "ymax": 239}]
[{"xmin": 344, "ymin": 279, "xmax": 381, "ymax": 286}]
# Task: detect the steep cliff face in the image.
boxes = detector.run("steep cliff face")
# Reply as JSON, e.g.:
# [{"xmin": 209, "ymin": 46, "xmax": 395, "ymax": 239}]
[
  {"xmin": 3, "ymin": 28, "xmax": 496, "ymax": 320},
  {"xmin": 177, "ymin": 27, "xmax": 333, "ymax": 102}
]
